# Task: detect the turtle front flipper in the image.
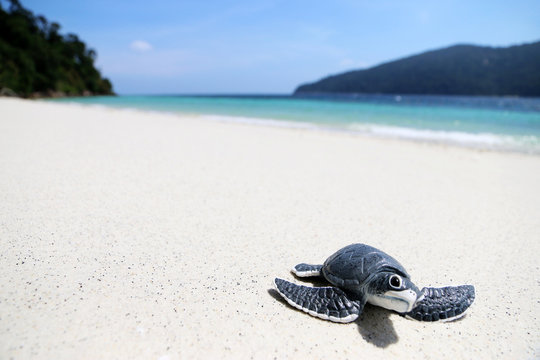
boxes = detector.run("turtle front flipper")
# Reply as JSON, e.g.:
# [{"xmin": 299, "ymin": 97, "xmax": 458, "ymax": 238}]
[
  {"xmin": 274, "ymin": 278, "xmax": 363, "ymax": 323},
  {"xmin": 404, "ymin": 285, "xmax": 475, "ymax": 322},
  {"xmin": 292, "ymin": 263, "xmax": 323, "ymax": 277}
]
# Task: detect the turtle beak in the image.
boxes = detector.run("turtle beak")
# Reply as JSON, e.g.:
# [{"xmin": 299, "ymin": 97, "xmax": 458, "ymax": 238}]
[
  {"xmin": 406, "ymin": 281, "xmax": 423, "ymax": 309},
  {"xmin": 371, "ymin": 289, "xmax": 418, "ymax": 313},
  {"xmin": 388, "ymin": 289, "xmax": 418, "ymax": 312}
]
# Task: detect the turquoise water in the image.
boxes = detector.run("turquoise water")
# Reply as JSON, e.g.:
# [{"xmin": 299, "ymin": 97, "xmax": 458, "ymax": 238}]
[{"xmin": 52, "ymin": 94, "xmax": 540, "ymax": 153}]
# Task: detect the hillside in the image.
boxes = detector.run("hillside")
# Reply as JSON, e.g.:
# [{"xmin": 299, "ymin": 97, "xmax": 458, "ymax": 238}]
[
  {"xmin": 0, "ymin": 0, "xmax": 114, "ymax": 98},
  {"xmin": 295, "ymin": 41, "xmax": 540, "ymax": 97}
]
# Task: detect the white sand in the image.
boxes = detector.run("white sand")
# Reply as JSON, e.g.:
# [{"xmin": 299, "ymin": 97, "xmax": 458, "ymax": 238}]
[{"xmin": 0, "ymin": 98, "xmax": 539, "ymax": 359}]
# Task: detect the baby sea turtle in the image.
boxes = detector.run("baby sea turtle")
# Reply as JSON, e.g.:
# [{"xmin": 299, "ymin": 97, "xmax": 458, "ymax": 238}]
[{"xmin": 274, "ymin": 243, "xmax": 475, "ymax": 323}]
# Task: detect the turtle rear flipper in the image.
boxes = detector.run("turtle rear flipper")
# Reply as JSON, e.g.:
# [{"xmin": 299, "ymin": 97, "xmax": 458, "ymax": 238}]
[
  {"xmin": 274, "ymin": 278, "xmax": 363, "ymax": 323},
  {"xmin": 292, "ymin": 263, "xmax": 323, "ymax": 277},
  {"xmin": 404, "ymin": 285, "xmax": 475, "ymax": 322}
]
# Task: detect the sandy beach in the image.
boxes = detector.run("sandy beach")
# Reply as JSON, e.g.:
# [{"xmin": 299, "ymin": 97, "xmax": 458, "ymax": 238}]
[{"xmin": 0, "ymin": 98, "xmax": 539, "ymax": 359}]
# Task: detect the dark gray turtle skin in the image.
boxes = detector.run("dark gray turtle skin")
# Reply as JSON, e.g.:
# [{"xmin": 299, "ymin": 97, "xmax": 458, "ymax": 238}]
[{"xmin": 274, "ymin": 243, "xmax": 475, "ymax": 323}]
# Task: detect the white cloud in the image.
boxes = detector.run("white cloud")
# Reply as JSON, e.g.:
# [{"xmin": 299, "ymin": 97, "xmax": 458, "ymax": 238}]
[
  {"xmin": 130, "ymin": 40, "xmax": 153, "ymax": 52},
  {"xmin": 418, "ymin": 10, "xmax": 430, "ymax": 24}
]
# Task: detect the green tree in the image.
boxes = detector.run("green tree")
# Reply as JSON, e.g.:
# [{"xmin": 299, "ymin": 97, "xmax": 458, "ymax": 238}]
[{"xmin": 0, "ymin": 0, "xmax": 114, "ymax": 97}]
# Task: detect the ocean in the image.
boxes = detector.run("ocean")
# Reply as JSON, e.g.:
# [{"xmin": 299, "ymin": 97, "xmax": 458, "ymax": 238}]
[{"xmin": 51, "ymin": 94, "xmax": 540, "ymax": 154}]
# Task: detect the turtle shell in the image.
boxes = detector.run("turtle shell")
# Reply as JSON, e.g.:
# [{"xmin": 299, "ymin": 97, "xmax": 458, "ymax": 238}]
[{"xmin": 322, "ymin": 243, "xmax": 409, "ymax": 290}]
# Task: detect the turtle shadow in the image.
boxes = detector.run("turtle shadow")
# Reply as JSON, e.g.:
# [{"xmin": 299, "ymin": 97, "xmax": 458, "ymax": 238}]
[
  {"xmin": 268, "ymin": 288, "xmax": 399, "ymax": 348},
  {"xmin": 268, "ymin": 288, "xmax": 287, "ymax": 304},
  {"xmin": 355, "ymin": 304, "xmax": 399, "ymax": 348}
]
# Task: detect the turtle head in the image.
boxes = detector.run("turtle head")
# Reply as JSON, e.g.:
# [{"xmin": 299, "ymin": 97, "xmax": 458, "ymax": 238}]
[{"xmin": 366, "ymin": 271, "xmax": 422, "ymax": 313}]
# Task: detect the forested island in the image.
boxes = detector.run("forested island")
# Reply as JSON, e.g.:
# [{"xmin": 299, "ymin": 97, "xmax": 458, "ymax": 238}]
[
  {"xmin": 0, "ymin": 0, "xmax": 114, "ymax": 98},
  {"xmin": 295, "ymin": 41, "xmax": 540, "ymax": 97}
]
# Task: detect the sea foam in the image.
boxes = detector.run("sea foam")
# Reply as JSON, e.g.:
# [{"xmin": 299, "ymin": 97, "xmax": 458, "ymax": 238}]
[{"xmin": 202, "ymin": 114, "xmax": 540, "ymax": 154}]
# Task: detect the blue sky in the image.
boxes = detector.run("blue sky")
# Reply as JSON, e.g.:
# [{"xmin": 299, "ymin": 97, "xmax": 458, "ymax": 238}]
[{"xmin": 16, "ymin": 0, "xmax": 540, "ymax": 94}]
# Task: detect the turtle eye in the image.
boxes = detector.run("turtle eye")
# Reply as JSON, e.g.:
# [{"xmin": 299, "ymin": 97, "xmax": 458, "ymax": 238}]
[{"xmin": 389, "ymin": 275, "xmax": 402, "ymax": 289}]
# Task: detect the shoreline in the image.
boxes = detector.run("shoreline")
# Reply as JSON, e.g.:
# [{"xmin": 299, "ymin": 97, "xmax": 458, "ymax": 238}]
[
  {"xmin": 200, "ymin": 113, "xmax": 540, "ymax": 156},
  {"xmin": 43, "ymin": 98, "xmax": 540, "ymax": 155},
  {"xmin": 1, "ymin": 98, "xmax": 539, "ymax": 359}
]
